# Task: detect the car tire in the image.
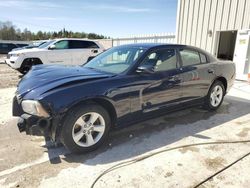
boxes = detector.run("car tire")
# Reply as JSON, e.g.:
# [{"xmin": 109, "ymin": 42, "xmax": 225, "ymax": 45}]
[
  {"xmin": 60, "ymin": 104, "xmax": 111, "ymax": 153},
  {"xmin": 204, "ymin": 80, "xmax": 225, "ymax": 111},
  {"xmin": 19, "ymin": 58, "xmax": 42, "ymax": 74},
  {"xmin": 19, "ymin": 65, "xmax": 31, "ymax": 74}
]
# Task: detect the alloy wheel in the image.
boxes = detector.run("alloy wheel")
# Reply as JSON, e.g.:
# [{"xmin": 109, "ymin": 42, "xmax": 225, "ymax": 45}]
[
  {"xmin": 72, "ymin": 112, "xmax": 105, "ymax": 147},
  {"xmin": 210, "ymin": 85, "xmax": 223, "ymax": 107}
]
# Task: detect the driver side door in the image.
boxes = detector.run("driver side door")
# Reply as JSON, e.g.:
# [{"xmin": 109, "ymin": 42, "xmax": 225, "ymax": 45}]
[
  {"xmin": 47, "ymin": 40, "xmax": 72, "ymax": 64},
  {"xmin": 130, "ymin": 48, "xmax": 183, "ymax": 114}
]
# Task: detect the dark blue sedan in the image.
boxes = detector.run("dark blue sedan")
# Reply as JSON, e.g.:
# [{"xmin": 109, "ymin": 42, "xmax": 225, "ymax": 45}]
[{"xmin": 13, "ymin": 43, "xmax": 235, "ymax": 153}]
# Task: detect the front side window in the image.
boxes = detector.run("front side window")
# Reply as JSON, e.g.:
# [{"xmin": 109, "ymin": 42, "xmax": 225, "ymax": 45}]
[
  {"xmin": 141, "ymin": 49, "xmax": 177, "ymax": 72},
  {"xmin": 53, "ymin": 40, "xmax": 69, "ymax": 49},
  {"xmin": 180, "ymin": 49, "xmax": 200, "ymax": 66},
  {"xmin": 84, "ymin": 46, "xmax": 146, "ymax": 74}
]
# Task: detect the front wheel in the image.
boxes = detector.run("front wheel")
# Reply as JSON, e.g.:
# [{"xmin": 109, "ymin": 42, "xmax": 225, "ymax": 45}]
[
  {"xmin": 60, "ymin": 104, "xmax": 111, "ymax": 153},
  {"xmin": 204, "ymin": 80, "xmax": 225, "ymax": 111},
  {"xmin": 19, "ymin": 58, "xmax": 42, "ymax": 74}
]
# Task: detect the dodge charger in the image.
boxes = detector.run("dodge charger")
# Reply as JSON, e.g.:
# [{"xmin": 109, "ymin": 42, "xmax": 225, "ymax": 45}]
[{"xmin": 12, "ymin": 44, "xmax": 235, "ymax": 153}]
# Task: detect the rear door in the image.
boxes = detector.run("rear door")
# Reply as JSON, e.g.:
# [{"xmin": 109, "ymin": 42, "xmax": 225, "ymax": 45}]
[
  {"xmin": 178, "ymin": 48, "xmax": 214, "ymax": 101},
  {"xmin": 69, "ymin": 40, "xmax": 100, "ymax": 65}
]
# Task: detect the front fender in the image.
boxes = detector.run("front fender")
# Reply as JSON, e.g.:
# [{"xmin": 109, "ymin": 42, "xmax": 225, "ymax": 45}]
[{"xmin": 49, "ymin": 96, "xmax": 117, "ymax": 142}]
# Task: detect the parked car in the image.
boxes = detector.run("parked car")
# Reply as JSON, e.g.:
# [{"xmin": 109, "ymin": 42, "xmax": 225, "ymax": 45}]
[
  {"xmin": 0, "ymin": 42, "xmax": 29, "ymax": 54},
  {"xmin": 11, "ymin": 41, "xmax": 48, "ymax": 52},
  {"xmin": 13, "ymin": 43, "xmax": 235, "ymax": 153},
  {"xmin": 5, "ymin": 38, "xmax": 104, "ymax": 74}
]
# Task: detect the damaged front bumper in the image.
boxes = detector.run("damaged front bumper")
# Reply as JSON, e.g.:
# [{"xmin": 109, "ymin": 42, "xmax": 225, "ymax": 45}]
[
  {"xmin": 13, "ymin": 95, "xmax": 52, "ymax": 137},
  {"xmin": 17, "ymin": 113, "xmax": 51, "ymax": 136}
]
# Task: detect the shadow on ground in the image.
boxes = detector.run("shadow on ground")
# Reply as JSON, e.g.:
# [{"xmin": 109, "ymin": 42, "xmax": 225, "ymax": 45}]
[{"xmin": 45, "ymin": 95, "xmax": 250, "ymax": 166}]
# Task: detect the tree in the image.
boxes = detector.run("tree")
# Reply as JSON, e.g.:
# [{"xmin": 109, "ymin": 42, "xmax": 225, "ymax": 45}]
[{"xmin": 0, "ymin": 21, "xmax": 108, "ymax": 41}]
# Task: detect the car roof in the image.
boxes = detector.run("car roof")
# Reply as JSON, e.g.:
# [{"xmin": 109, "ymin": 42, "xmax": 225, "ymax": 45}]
[
  {"xmin": 118, "ymin": 43, "xmax": 190, "ymax": 49},
  {"xmin": 54, "ymin": 38, "xmax": 97, "ymax": 41},
  {"xmin": 118, "ymin": 43, "xmax": 216, "ymax": 61},
  {"xmin": 121, "ymin": 43, "xmax": 208, "ymax": 52}
]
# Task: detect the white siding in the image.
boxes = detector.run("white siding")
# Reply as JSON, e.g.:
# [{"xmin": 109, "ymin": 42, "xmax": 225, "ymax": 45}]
[
  {"xmin": 206, "ymin": 0, "xmax": 217, "ymax": 52},
  {"xmin": 112, "ymin": 33, "xmax": 176, "ymax": 47},
  {"xmin": 181, "ymin": 0, "xmax": 190, "ymax": 44},
  {"xmin": 176, "ymin": 0, "xmax": 250, "ymax": 54},
  {"xmin": 234, "ymin": 0, "xmax": 246, "ymax": 29},
  {"xmin": 221, "ymin": 0, "xmax": 231, "ymax": 30},
  {"xmin": 190, "ymin": 0, "xmax": 200, "ymax": 46},
  {"xmin": 242, "ymin": 0, "xmax": 250, "ymax": 29},
  {"xmin": 177, "ymin": 0, "xmax": 184, "ymax": 43},
  {"xmin": 200, "ymin": 0, "xmax": 212, "ymax": 50},
  {"xmin": 186, "ymin": 0, "xmax": 195, "ymax": 45},
  {"xmin": 228, "ymin": 0, "xmax": 238, "ymax": 30}
]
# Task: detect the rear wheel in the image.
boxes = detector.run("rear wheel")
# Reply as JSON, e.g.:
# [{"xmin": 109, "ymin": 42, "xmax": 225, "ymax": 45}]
[
  {"xmin": 204, "ymin": 80, "xmax": 225, "ymax": 111},
  {"xmin": 60, "ymin": 104, "xmax": 111, "ymax": 153}
]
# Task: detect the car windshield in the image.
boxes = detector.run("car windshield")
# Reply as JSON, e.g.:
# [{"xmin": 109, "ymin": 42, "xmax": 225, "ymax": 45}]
[
  {"xmin": 84, "ymin": 46, "xmax": 146, "ymax": 74},
  {"xmin": 38, "ymin": 40, "xmax": 55, "ymax": 49}
]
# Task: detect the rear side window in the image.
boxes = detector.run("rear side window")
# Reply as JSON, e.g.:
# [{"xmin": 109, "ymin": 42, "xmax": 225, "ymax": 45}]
[
  {"xmin": 69, "ymin": 40, "xmax": 99, "ymax": 49},
  {"xmin": 200, "ymin": 53, "xmax": 207, "ymax": 63},
  {"xmin": 85, "ymin": 41, "xmax": 99, "ymax": 48},
  {"xmin": 180, "ymin": 49, "xmax": 200, "ymax": 66}
]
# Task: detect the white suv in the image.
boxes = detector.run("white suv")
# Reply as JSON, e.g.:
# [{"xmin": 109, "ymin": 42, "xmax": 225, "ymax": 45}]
[{"xmin": 5, "ymin": 38, "xmax": 104, "ymax": 74}]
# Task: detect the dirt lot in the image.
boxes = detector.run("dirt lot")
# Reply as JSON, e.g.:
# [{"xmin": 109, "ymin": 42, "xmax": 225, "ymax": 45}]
[
  {"xmin": 0, "ymin": 63, "xmax": 21, "ymax": 88},
  {"xmin": 0, "ymin": 55, "xmax": 7, "ymax": 64},
  {"xmin": 0, "ymin": 64, "xmax": 250, "ymax": 188}
]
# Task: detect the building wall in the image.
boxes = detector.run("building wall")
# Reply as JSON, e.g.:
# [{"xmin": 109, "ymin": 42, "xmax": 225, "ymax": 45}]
[
  {"xmin": 112, "ymin": 33, "xmax": 176, "ymax": 47},
  {"xmin": 97, "ymin": 34, "xmax": 176, "ymax": 49},
  {"xmin": 96, "ymin": 39, "xmax": 113, "ymax": 49},
  {"xmin": 176, "ymin": 0, "xmax": 250, "ymax": 54}
]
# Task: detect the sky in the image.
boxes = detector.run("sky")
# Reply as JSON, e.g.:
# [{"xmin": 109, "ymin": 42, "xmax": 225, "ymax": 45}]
[{"xmin": 0, "ymin": 0, "xmax": 177, "ymax": 37}]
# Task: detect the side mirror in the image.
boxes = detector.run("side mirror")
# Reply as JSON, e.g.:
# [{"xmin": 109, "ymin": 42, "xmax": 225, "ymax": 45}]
[
  {"xmin": 136, "ymin": 65, "xmax": 155, "ymax": 74},
  {"xmin": 49, "ymin": 44, "xmax": 56, "ymax": 50}
]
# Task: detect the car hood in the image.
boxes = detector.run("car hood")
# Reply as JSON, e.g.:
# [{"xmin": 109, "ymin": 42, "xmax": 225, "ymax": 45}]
[
  {"xmin": 17, "ymin": 64, "xmax": 113, "ymax": 98},
  {"xmin": 9, "ymin": 48, "xmax": 42, "ymax": 54}
]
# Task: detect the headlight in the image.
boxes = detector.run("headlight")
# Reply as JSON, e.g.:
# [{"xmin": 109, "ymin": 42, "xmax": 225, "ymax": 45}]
[
  {"xmin": 11, "ymin": 53, "xmax": 23, "ymax": 57},
  {"xmin": 21, "ymin": 100, "xmax": 49, "ymax": 117},
  {"xmin": 10, "ymin": 54, "xmax": 18, "ymax": 57}
]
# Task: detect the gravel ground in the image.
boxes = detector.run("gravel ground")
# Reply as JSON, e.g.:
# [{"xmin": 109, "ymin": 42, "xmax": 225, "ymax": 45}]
[
  {"xmin": 0, "ymin": 64, "xmax": 21, "ymax": 125},
  {"xmin": 0, "ymin": 54, "xmax": 7, "ymax": 63},
  {"xmin": 0, "ymin": 66, "xmax": 250, "ymax": 188},
  {"xmin": 0, "ymin": 64, "xmax": 21, "ymax": 89}
]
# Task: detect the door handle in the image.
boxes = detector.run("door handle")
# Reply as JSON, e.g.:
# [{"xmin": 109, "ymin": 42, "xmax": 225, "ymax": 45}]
[
  {"xmin": 91, "ymin": 49, "xmax": 98, "ymax": 53},
  {"xmin": 208, "ymin": 68, "xmax": 214, "ymax": 74}
]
